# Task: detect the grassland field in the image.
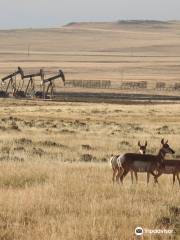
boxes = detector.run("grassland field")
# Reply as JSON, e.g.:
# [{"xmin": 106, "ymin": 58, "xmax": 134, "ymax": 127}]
[{"xmin": 0, "ymin": 99, "xmax": 179, "ymax": 240}]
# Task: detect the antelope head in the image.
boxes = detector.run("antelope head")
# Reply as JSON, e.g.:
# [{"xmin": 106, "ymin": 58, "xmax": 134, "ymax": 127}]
[
  {"xmin": 161, "ymin": 138, "xmax": 175, "ymax": 155},
  {"xmin": 138, "ymin": 141, "xmax": 147, "ymax": 154}
]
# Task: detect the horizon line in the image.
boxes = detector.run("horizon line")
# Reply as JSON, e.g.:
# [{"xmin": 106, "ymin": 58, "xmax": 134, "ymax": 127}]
[{"xmin": 0, "ymin": 19, "xmax": 179, "ymax": 31}]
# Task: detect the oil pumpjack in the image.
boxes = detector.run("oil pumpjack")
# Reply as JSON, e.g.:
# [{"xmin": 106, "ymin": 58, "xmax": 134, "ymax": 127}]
[
  {"xmin": 40, "ymin": 70, "xmax": 65, "ymax": 99},
  {"xmin": 1, "ymin": 67, "xmax": 65, "ymax": 99},
  {"xmin": 0, "ymin": 67, "xmax": 23, "ymax": 97},
  {"xmin": 16, "ymin": 68, "xmax": 44, "ymax": 97}
]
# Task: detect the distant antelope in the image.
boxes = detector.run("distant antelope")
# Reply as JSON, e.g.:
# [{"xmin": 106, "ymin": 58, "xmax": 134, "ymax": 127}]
[
  {"xmin": 154, "ymin": 160, "xmax": 180, "ymax": 186},
  {"xmin": 118, "ymin": 139, "xmax": 175, "ymax": 184},
  {"xmin": 110, "ymin": 141, "xmax": 147, "ymax": 184}
]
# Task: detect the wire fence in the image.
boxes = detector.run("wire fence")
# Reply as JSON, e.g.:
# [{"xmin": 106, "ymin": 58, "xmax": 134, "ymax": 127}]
[{"xmin": 65, "ymin": 80, "xmax": 180, "ymax": 92}]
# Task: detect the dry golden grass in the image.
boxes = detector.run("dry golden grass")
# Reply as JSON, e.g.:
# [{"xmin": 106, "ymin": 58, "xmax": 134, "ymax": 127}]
[
  {"xmin": 0, "ymin": 162, "xmax": 179, "ymax": 240},
  {"xmin": 0, "ymin": 99, "xmax": 179, "ymax": 239}
]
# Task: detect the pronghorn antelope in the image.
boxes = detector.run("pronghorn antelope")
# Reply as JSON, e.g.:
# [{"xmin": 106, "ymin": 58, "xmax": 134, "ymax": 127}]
[
  {"xmin": 110, "ymin": 141, "xmax": 147, "ymax": 184},
  {"xmin": 154, "ymin": 160, "xmax": 180, "ymax": 185},
  {"xmin": 118, "ymin": 139, "xmax": 175, "ymax": 184},
  {"xmin": 131, "ymin": 141, "xmax": 147, "ymax": 183},
  {"xmin": 109, "ymin": 154, "xmax": 121, "ymax": 184}
]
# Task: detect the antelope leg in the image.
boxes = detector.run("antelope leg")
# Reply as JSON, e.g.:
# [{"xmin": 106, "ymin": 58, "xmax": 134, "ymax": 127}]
[
  {"xmin": 116, "ymin": 167, "xmax": 124, "ymax": 184},
  {"xmin": 150, "ymin": 171, "xmax": 160, "ymax": 184},
  {"xmin": 173, "ymin": 174, "xmax": 175, "ymax": 185},
  {"xmin": 130, "ymin": 171, "xmax": 133, "ymax": 184},
  {"xmin": 147, "ymin": 172, "xmax": 150, "ymax": 185},
  {"xmin": 115, "ymin": 168, "xmax": 121, "ymax": 184},
  {"xmin": 120, "ymin": 169, "xmax": 129, "ymax": 184},
  {"xmin": 176, "ymin": 173, "xmax": 180, "ymax": 186},
  {"xmin": 134, "ymin": 171, "xmax": 138, "ymax": 183},
  {"xmin": 112, "ymin": 169, "xmax": 116, "ymax": 184}
]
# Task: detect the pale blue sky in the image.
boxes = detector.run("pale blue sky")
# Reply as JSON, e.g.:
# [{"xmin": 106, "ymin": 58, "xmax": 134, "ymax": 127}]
[{"xmin": 0, "ymin": 0, "xmax": 180, "ymax": 29}]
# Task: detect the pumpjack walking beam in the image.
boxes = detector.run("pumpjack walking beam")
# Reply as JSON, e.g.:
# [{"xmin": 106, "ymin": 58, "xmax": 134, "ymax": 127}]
[
  {"xmin": 1, "ymin": 67, "xmax": 24, "ymax": 95},
  {"xmin": 20, "ymin": 69, "xmax": 44, "ymax": 97}
]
